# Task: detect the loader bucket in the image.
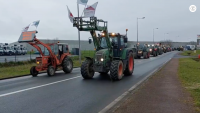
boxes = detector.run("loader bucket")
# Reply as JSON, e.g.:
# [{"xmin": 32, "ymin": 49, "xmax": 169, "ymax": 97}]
[{"xmin": 18, "ymin": 31, "xmax": 36, "ymax": 43}]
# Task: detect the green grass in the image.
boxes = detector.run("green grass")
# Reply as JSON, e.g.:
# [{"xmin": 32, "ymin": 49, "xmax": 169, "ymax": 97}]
[
  {"xmin": 0, "ymin": 50, "xmax": 95, "ymax": 79},
  {"xmin": 0, "ymin": 63, "xmax": 36, "ymax": 79},
  {"xmin": 181, "ymin": 50, "xmax": 200, "ymax": 56},
  {"xmin": 178, "ymin": 58, "xmax": 200, "ymax": 111}
]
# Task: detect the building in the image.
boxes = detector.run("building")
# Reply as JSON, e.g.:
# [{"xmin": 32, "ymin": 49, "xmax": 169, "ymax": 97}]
[
  {"xmin": 9, "ymin": 39, "xmax": 192, "ymax": 52},
  {"xmin": 197, "ymin": 35, "xmax": 200, "ymax": 49}
]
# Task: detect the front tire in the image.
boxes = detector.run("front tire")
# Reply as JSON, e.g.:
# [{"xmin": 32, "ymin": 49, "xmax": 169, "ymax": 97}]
[
  {"xmin": 81, "ymin": 59, "xmax": 94, "ymax": 79},
  {"xmin": 110, "ymin": 60, "xmax": 124, "ymax": 80},
  {"xmin": 124, "ymin": 52, "xmax": 134, "ymax": 76},
  {"xmin": 62, "ymin": 57, "xmax": 73, "ymax": 73},
  {"xmin": 47, "ymin": 66, "xmax": 55, "ymax": 76},
  {"xmin": 30, "ymin": 66, "xmax": 38, "ymax": 77},
  {"xmin": 143, "ymin": 52, "xmax": 147, "ymax": 59}
]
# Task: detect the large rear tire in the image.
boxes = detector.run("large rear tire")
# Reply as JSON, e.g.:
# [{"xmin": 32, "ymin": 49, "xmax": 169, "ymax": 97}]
[
  {"xmin": 124, "ymin": 52, "xmax": 134, "ymax": 76},
  {"xmin": 30, "ymin": 66, "xmax": 38, "ymax": 77},
  {"xmin": 81, "ymin": 59, "xmax": 94, "ymax": 79},
  {"xmin": 47, "ymin": 66, "xmax": 55, "ymax": 76},
  {"xmin": 110, "ymin": 60, "xmax": 124, "ymax": 80},
  {"xmin": 153, "ymin": 51, "xmax": 156, "ymax": 57},
  {"xmin": 62, "ymin": 57, "xmax": 73, "ymax": 73},
  {"xmin": 143, "ymin": 52, "xmax": 147, "ymax": 59}
]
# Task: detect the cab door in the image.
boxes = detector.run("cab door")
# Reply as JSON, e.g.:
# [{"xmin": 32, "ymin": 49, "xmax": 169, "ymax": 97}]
[{"xmin": 119, "ymin": 36, "xmax": 125, "ymax": 56}]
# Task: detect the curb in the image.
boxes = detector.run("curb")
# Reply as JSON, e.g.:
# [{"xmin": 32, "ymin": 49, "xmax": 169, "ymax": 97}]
[
  {"xmin": 99, "ymin": 58, "xmax": 172, "ymax": 113},
  {"xmin": 0, "ymin": 67, "xmax": 80, "ymax": 81}
]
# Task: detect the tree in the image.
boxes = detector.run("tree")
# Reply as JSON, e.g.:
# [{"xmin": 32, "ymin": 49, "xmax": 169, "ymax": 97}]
[
  {"xmin": 160, "ymin": 39, "xmax": 173, "ymax": 46},
  {"xmin": 53, "ymin": 37, "xmax": 59, "ymax": 43},
  {"xmin": 189, "ymin": 41, "xmax": 196, "ymax": 45}
]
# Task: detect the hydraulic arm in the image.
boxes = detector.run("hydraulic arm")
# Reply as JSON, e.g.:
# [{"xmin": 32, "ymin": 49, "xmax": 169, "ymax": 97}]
[{"xmin": 73, "ymin": 17, "xmax": 111, "ymax": 51}]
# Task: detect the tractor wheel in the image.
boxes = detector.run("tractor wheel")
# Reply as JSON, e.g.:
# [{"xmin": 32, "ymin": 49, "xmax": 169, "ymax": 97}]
[
  {"xmin": 124, "ymin": 52, "xmax": 134, "ymax": 76},
  {"xmin": 47, "ymin": 66, "xmax": 55, "ymax": 76},
  {"xmin": 143, "ymin": 52, "xmax": 147, "ymax": 59},
  {"xmin": 30, "ymin": 66, "xmax": 38, "ymax": 77},
  {"xmin": 147, "ymin": 52, "xmax": 150, "ymax": 58},
  {"xmin": 62, "ymin": 57, "xmax": 73, "ymax": 73},
  {"xmin": 81, "ymin": 59, "xmax": 94, "ymax": 79},
  {"xmin": 110, "ymin": 60, "xmax": 124, "ymax": 80}
]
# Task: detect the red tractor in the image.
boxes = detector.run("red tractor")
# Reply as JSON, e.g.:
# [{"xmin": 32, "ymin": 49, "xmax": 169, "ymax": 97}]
[{"xmin": 18, "ymin": 30, "xmax": 73, "ymax": 77}]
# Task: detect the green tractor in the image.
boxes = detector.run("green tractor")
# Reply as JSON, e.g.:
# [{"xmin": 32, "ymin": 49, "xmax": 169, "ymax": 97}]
[
  {"xmin": 135, "ymin": 43, "xmax": 150, "ymax": 59},
  {"xmin": 73, "ymin": 17, "xmax": 134, "ymax": 80}
]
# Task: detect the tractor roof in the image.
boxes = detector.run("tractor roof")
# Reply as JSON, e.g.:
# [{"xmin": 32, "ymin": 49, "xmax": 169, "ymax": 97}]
[{"xmin": 57, "ymin": 43, "xmax": 69, "ymax": 45}]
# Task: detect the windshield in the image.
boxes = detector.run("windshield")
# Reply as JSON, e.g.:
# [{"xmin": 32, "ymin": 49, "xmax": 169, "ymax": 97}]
[
  {"xmin": 100, "ymin": 37, "xmax": 108, "ymax": 49},
  {"xmin": 137, "ymin": 45, "xmax": 144, "ymax": 49},
  {"xmin": 99, "ymin": 36, "xmax": 118, "ymax": 49}
]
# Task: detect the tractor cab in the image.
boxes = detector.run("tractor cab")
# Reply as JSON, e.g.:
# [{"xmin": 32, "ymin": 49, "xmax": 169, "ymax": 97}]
[
  {"xmin": 109, "ymin": 32, "xmax": 128, "ymax": 57},
  {"xmin": 96, "ymin": 32, "xmax": 128, "ymax": 57},
  {"xmin": 57, "ymin": 43, "xmax": 69, "ymax": 59}
]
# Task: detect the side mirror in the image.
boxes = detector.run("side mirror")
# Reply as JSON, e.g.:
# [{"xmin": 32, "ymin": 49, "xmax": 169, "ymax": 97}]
[
  {"xmin": 124, "ymin": 38, "xmax": 128, "ymax": 43},
  {"xmin": 89, "ymin": 39, "xmax": 92, "ymax": 44}
]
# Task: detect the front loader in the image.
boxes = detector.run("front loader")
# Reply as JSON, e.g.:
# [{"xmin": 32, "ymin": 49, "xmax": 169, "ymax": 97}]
[
  {"xmin": 73, "ymin": 17, "xmax": 134, "ymax": 81},
  {"xmin": 18, "ymin": 30, "xmax": 73, "ymax": 77}
]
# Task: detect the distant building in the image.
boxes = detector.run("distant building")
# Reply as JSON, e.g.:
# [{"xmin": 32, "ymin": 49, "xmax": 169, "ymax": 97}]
[
  {"xmin": 197, "ymin": 35, "xmax": 200, "ymax": 49},
  {"xmin": 9, "ymin": 39, "xmax": 191, "ymax": 52}
]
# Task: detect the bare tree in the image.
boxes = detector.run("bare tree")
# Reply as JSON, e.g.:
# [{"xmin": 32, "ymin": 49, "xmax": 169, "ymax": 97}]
[
  {"xmin": 160, "ymin": 39, "xmax": 173, "ymax": 46},
  {"xmin": 46, "ymin": 38, "xmax": 50, "ymax": 44},
  {"xmin": 189, "ymin": 41, "xmax": 196, "ymax": 45},
  {"xmin": 53, "ymin": 37, "xmax": 59, "ymax": 43}
]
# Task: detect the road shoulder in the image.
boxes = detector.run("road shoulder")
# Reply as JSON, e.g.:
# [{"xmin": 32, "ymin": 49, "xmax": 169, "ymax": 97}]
[{"xmin": 112, "ymin": 58, "xmax": 197, "ymax": 113}]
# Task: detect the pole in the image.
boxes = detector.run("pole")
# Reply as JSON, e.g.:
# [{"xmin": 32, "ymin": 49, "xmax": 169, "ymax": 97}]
[
  {"xmin": 153, "ymin": 29, "xmax": 154, "ymax": 43},
  {"xmin": 137, "ymin": 18, "xmax": 138, "ymax": 44},
  {"xmin": 77, "ymin": 3, "xmax": 81, "ymax": 64}
]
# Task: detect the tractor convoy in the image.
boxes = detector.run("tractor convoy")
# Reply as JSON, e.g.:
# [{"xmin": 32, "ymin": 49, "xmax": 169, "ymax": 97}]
[{"xmin": 17, "ymin": 16, "xmax": 174, "ymax": 81}]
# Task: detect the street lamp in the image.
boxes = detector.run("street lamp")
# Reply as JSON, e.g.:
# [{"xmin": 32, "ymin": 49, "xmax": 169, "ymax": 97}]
[
  {"xmin": 137, "ymin": 17, "xmax": 145, "ymax": 43},
  {"xmin": 153, "ymin": 28, "xmax": 158, "ymax": 43}
]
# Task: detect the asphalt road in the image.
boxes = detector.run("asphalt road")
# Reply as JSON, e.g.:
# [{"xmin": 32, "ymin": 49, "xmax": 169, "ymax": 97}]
[
  {"xmin": 0, "ymin": 54, "xmax": 40, "ymax": 63},
  {"xmin": 0, "ymin": 51, "xmax": 178, "ymax": 113}
]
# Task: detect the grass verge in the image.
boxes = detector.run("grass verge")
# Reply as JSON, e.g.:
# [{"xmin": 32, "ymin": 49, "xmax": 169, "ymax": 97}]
[
  {"xmin": 181, "ymin": 50, "xmax": 200, "ymax": 56},
  {"xmin": 178, "ymin": 58, "xmax": 200, "ymax": 111}
]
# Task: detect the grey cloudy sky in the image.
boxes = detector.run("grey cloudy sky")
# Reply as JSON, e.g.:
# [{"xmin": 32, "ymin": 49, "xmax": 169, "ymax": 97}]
[{"xmin": 0, "ymin": 0, "xmax": 200, "ymax": 43}]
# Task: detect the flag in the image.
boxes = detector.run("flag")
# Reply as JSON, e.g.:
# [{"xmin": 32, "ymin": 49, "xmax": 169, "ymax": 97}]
[
  {"xmin": 67, "ymin": 6, "xmax": 74, "ymax": 23},
  {"xmin": 22, "ymin": 24, "xmax": 30, "ymax": 32},
  {"xmin": 31, "ymin": 20, "xmax": 40, "ymax": 28},
  {"xmin": 77, "ymin": 0, "xmax": 88, "ymax": 5},
  {"xmin": 83, "ymin": 2, "xmax": 98, "ymax": 18}
]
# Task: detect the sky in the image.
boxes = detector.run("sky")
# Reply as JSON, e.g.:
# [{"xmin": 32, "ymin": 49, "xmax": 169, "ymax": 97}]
[{"xmin": 0, "ymin": 0, "xmax": 200, "ymax": 43}]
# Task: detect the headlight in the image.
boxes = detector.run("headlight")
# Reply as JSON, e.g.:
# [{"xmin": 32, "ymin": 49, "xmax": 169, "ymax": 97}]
[
  {"xmin": 36, "ymin": 62, "xmax": 39, "ymax": 64},
  {"xmin": 150, "ymin": 49, "xmax": 152, "ymax": 51},
  {"xmin": 101, "ymin": 58, "xmax": 104, "ymax": 61}
]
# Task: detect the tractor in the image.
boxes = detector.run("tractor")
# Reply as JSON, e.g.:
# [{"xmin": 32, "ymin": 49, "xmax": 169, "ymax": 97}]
[
  {"xmin": 135, "ymin": 43, "xmax": 150, "ymax": 59},
  {"xmin": 148, "ymin": 44, "xmax": 158, "ymax": 57},
  {"xmin": 18, "ymin": 30, "xmax": 73, "ymax": 77},
  {"xmin": 73, "ymin": 17, "xmax": 134, "ymax": 80}
]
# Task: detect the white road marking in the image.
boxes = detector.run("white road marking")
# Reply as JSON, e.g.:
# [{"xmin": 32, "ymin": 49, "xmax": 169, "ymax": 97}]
[{"xmin": 0, "ymin": 76, "xmax": 81, "ymax": 98}]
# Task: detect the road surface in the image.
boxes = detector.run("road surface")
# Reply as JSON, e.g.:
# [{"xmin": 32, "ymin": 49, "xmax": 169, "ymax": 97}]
[{"xmin": 0, "ymin": 51, "xmax": 178, "ymax": 113}]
